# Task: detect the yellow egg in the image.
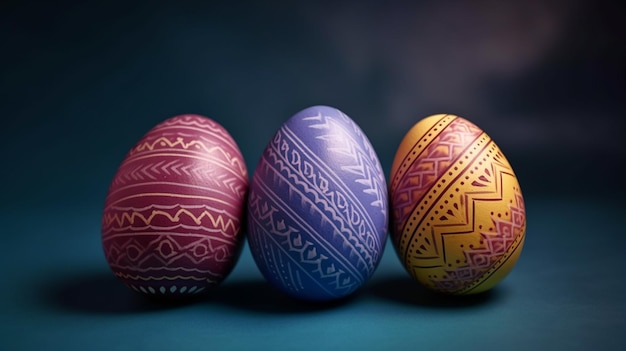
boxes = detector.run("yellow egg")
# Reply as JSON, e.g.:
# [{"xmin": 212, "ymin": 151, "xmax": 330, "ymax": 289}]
[{"xmin": 389, "ymin": 114, "xmax": 526, "ymax": 294}]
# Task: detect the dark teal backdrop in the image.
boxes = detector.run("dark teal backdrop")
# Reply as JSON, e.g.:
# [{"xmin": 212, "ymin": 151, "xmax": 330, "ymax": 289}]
[{"xmin": 1, "ymin": 1, "xmax": 624, "ymax": 350}]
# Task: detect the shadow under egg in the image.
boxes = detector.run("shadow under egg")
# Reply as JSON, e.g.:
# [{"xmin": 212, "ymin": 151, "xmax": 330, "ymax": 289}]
[
  {"xmin": 204, "ymin": 278, "xmax": 358, "ymax": 314},
  {"xmin": 39, "ymin": 269, "xmax": 199, "ymax": 314},
  {"xmin": 366, "ymin": 274, "xmax": 508, "ymax": 309}
]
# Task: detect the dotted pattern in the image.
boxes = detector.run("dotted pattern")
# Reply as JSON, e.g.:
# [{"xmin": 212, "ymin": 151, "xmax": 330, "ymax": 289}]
[
  {"xmin": 390, "ymin": 116, "xmax": 484, "ymax": 248},
  {"xmin": 390, "ymin": 115, "xmax": 526, "ymax": 294}
]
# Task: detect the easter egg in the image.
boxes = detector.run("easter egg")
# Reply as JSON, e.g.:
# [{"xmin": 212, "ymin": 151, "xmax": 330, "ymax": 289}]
[
  {"xmin": 389, "ymin": 114, "xmax": 526, "ymax": 294},
  {"xmin": 101, "ymin": 114, "xmax": 248, "ymax": 298},
  {"xmin": 247, "ymin": 105, "xmax": 388, "ymax": 301}
]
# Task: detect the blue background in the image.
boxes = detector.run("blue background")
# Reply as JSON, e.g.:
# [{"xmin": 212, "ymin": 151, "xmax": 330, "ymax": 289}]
[{"xmin": 1, "ymin": 1, "xmax": 625, "ymax": 350}]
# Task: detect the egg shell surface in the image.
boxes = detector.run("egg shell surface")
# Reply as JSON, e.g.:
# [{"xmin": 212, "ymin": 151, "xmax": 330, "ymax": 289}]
[
  {"xmin": 389, "ymin": 114, "xmax": 526, "ymax": 294},
  {"xmin": 101, "ymin": 114, "xmax": 248, "ymax": 298},
  {"xmin": 247, "ymin": 105, "xmax": 388, "ymax": 301}
]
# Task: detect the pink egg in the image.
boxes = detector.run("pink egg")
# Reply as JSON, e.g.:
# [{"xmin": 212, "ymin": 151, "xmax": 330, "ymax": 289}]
[{"xmin": 101, "ymin": 114, "xmax": 248, "ymax": 298}]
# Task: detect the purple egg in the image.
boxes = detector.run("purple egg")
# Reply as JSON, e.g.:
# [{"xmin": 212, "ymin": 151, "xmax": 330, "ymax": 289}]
[{"xmin": 247, "ymin": 105, "xmax": 388, "ymax": 301}]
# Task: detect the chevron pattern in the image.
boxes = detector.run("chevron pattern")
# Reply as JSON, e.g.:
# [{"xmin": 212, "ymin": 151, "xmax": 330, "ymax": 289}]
[
  {"xmin": 265, "ymin": 128, "xmax": 383, "ymax": 266},
  {"xmin": 247, "ymin": 106, "xmax": 387, "ymax": 300},
  {"xmin": 390, "ymin": 115, "xmax": 526, "ymax": 294},
  {"xmin": 248, "ymin": 191, "xmax": 358, "ymax": 298},
  {"xmin": 302, "ymin": 111, "xmax": 387, "ymax": 211},
  {"xmin": 126, "ymin": 115, "xmax": 247, "ymax": 177},
  {"xmin": 111, "ymin": 158, "xmax": 246, "ymax": 200},
  {"xmin": 390, "ymin": 117, "xmax": 483, "ymax": 244},
  {"xmin": 102, "ymin": 114, "xmax": 248, "ymax": 297},
  {"xmin": 433, "ymin": 191, "xmax": 525, "ymax": 293}
]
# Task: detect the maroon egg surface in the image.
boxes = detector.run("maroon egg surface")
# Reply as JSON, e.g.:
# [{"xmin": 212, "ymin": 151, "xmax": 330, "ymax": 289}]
[{"xmin": 101, "ymin": 114, "xmax": 248, "ymax": 298}]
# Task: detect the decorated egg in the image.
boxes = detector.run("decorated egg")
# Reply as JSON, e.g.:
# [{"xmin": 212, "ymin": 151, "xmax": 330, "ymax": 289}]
[
  {"xmin": 389, "ymin": 114, "xmax": 526, "ymax": 294},
  {"xmin": 247, "ymin": 105, "xmax": 388, "ymax": 301},
  {"xmin": 101, "ymin": 114, "xmax": 248, "ymax": 298}
]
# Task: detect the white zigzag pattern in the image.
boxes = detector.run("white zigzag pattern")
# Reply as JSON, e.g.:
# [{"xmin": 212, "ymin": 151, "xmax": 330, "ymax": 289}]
[
  {"xmin": 102, "ymin": 205, "xmax": 240, "ymax": 236},
  {"xmin": 265, "ymin": 143, "xmax": 377, "ymax": 269},
  {"xmin": 126, "ymin": 135, "xmax": 247, "ymax": 177},
  {"xmin": 158, "ymin": 115, "xmax": 234, "ymax": 140}
]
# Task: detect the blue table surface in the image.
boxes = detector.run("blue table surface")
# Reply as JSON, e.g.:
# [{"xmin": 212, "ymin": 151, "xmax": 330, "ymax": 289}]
[
  {"xmin": 2, "ymin": 1, "xmax": 624, "ymax": 350},
  {"xmin": 1, "ymin": 196, "xmax": 624, "ymax": 351}
]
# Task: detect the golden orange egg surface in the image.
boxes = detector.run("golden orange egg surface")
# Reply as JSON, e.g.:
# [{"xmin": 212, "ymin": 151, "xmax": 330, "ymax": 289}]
[{"xmin": 389, "ymin": 114, "xmax": 526, "ymax": 294}]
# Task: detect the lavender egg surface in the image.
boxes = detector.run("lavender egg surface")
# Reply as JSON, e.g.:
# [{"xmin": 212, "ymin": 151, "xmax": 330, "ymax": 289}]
[
  {"xmin": 247, "ymin": 105, "xmax": 388, "ymax": 301},
  {"xmin": 102, "ymin": 114, "xmax": 248, "ymax": 298}
]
